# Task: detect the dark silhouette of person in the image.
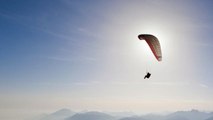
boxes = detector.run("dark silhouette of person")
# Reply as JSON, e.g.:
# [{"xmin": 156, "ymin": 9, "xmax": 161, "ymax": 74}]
[{"xmin": 144, "ymin": 72, "xmax": 151, "ymax": 79}]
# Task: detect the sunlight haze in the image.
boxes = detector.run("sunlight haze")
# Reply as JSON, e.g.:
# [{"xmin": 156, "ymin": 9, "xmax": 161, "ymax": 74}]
[{"xmin": 0, "ymin": 0, "xmax": 213, "ymax": 120}]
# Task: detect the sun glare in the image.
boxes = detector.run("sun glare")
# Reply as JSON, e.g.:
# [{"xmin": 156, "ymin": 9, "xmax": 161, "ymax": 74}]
[{"xmin": 131, "ymin": 23, "xmax": 173, "ymax": 63}]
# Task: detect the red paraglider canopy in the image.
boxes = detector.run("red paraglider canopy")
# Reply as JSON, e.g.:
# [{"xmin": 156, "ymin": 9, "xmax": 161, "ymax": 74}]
[{"xmin": 138, "ymin": 34, "xmax": 162, "ymax": 61}]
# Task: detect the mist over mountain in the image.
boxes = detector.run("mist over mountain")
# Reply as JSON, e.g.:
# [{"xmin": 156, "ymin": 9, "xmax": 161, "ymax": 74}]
[
  {"xmin": 142, "ymin": 114, "xmax": 164, "ymax": 120},
  {"xmin": 106, "ymin": 111, "xmax": 135, "ymax": 118},
  {"xmin": 119, "ymin": 116, "xmax": 146, "ymax": 120},
  {"xmin": 29, "ymin": 109, "xmax": 213, "ymax": 120},
  {"xmin": 165, "ymin": 115, "xmax": 189, "ymax": 120}
]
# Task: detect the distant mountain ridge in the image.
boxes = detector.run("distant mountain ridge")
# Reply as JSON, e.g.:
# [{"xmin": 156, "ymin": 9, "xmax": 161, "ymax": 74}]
[
  {"xmin": 52, "ymin": 108, "xmax": 75, "ymax": 116},
  {"xmin": 35, "ymin": 108, "xmax": 75, "ymax": 120},
  {"xmin": 30, "ymin": 109, "xmax": 213, "ymax": 120},
  {"xmin": 65, "ymin": 111, "xmax": 115, "ymax": 120},
  {"xmin": 166, "ymin": 109, "xmax": 213, "ymax": 120}
]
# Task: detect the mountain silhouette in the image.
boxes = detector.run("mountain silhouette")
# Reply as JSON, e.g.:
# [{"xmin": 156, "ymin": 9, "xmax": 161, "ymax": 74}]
[
  {"xmin": 37, "ymin": 108, "xmax": 75, "ymax": 120},
  {"xmin": 28, "ymin": 109, "xmax": 213, "ymax": 120},
  {"xmin": 65, "ymin": 111, "xmax": 115, "ymax": 120},
  {"xmin": 166, "ymin": 109, "xmax": 213, "ymax": 120}
]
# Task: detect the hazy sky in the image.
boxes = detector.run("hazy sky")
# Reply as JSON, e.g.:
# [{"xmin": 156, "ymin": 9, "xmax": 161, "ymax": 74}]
[{"xmin": 1, "ymin": 0, "xmax": 213, "ymax": 119}]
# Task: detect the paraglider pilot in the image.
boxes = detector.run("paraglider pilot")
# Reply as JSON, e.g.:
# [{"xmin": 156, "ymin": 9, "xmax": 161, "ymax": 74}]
[{"xmin": 144, "ymin": 72, "xmax": 151, "ymax": 79}]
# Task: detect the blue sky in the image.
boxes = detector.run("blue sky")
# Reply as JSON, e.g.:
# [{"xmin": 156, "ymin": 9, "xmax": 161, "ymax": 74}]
[{"xmin": 1, "ymin": 0, "xmax": 213, "ymax": 119}]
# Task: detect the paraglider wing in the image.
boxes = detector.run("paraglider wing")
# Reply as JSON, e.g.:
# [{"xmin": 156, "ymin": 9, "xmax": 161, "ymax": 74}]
[{"xmin": 138, "ymin": 34, "xmax": 162, "ymax": 61}]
